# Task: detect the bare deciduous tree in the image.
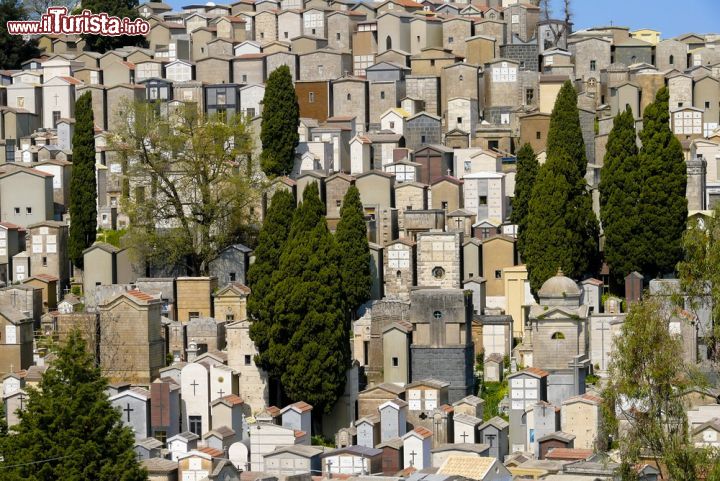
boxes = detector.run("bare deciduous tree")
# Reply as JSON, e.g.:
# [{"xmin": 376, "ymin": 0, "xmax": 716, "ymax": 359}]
[{"xmin": 539, "ymin": 0, "xmax": 572, "ymax": 49}]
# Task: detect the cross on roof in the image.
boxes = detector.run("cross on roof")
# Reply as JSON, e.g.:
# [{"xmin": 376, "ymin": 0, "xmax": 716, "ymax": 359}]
[{"xmin": 124, "ymin": 402, "xmax": 134, "ymax": 422}]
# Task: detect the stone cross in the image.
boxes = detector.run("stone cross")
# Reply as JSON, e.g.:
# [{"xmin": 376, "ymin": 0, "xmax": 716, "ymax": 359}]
[
  {"xmin": 18, "ymin": 393, "xmax": 26, "ymax": 410},
  {"xmin": 191, "ymin": 380, "xmax": 199, "ymax": 396},
  {"xmin": 124, "ymin": 403, "xmax": 134, "ymax": 422},
  {"xmin": 217, "ymin": 388, "xmax": 225, "ymax": 398},
  {"xmin": 54, "ymin": 92, "xmax": 60, "ymax": 106},
  {"xmin": 460, "ymin": 431, "xmax": 469, "ymax": 443},
  {"xmin": 409, "ymin": 450, "xmax": 417, "ymax": 466},
  {"xmin": 455, "ymin": 218, "xmax": 463, "ymax": 230}
]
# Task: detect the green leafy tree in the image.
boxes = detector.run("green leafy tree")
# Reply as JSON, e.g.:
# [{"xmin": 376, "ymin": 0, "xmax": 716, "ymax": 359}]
[
  {"xmin": 602, "ymin": 298, "xmax": 720, "ymax": 481},
  {"xmin": 511, "ymin": 143, "xmax": 538, "ymax": 260},
  {"xmin": 111, "ymin": 102, "xmax": 261, "ymax": 276},
  {"xmin": 0, "ymin": 0, "xmax": 40, "ymax": 69},
  {"xmin": 677, "ymin": 204, "xmax": 720, "ymax": 362},
  {"xmin": 599, "ymin": 107, "xmax": 642, "ymax": 292},
  {"xmin": 248, "ymin": 189, "xmax": 296, "ymax": 353},
  {"xmin": 637, "ymin": 87, "xmax": 687, "ymax": 279},
  {"xmin": 260, "ymin": 65, "xmax": 300, "ymax": 177},
  {"xmin": 335, "ymin": 186, "xmax": 372, "ymax": 317},
  {"xmin": 0, "ymin": 330, "xmax": 147, "ymax": 481},
  {"xmin": 523, "ymin": 81, "xmax": 599, "ymax": 293},
  {"xmin": 81, "ymin": 0, "xmax": 147, "ymax": 53},
  {"xmin": 260, "ymin": 182, "xmax": 349, "ymax": 416},
  {"xmin": 68, "ymin": 92, "xmax": 98, "ymax": 269}
]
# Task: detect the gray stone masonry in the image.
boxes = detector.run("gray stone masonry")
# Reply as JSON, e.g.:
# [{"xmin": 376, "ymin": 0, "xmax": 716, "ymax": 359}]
[
  {"xmin": 500, "ymin": 44, "xmax": 538, "ymax": 72},
  {"xmin": 410, "ymin": 345, "xmax": 474, "ymax": 403}
]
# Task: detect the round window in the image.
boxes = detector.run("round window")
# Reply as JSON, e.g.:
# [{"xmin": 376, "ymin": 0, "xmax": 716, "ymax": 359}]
[{"xmin": 432, "ymin": 266, "xmax": 445, "ymax": 279}]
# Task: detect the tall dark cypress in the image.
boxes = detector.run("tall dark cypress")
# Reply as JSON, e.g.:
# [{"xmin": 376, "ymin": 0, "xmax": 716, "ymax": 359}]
[
  {"xmin": 335, "ymin": 185, "xmax": 372, "ymax": 317},
  {"xmin": 81, "ymin": 0, "xmax": 147, "ymax": 53},
  {"xmin": 0, "ymin": 331, "xmax": 146, "ymax": 481},
  {"xmin": 511, "ymin": 143, "xmax": 538, "ymax": 260},
  {"xmin": 637, "ymin": 87, "xmax": 687, "ymax": 278},
  {"xmin": 523, "ymin": 81, "xmax": 599, "ymax": 293},
  {"xmin": 261, "ymin": 65, "xmax": 300, "ymax": 178},
  {"xmin": 68, "ymin": 92, "xmax": 97, "ymax": 269},
  {"xmin": 270, "ymin": 182, "xmax": 349, "ymax": 415},
  {"xmin": 0, "ymin": 0, "xmax": 40, "ymax": 70},
  {"xmin": 599, "ymin": 106, "xmax": 642, "ymax": 291},
  {"xmin": 248, "ymin": 189, "xmax": 296, "ymax": 356}
]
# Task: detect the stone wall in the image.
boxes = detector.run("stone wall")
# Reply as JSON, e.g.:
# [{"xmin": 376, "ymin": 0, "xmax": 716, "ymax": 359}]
[
  {"xmin": 406, "ymin": 76, "xmax": 440, "ymax": 115},
  {"xmin": 405, "ymin": 115, "xmax": 442, "ymax": 152},
  {"xmin": 500, "ymin": 44, "xmax": 539, "ymax": 72},
  {"xmin": 416, "ymin": 232, "xmax": 462, "ymax": 288},
  {"xmin": 410, "ymin": 345, "xmax": 474, "ymax": 403}
]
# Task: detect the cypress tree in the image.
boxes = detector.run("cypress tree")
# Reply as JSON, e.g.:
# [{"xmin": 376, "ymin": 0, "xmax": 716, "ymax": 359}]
[
  {"xmin": 599, "ymin": 107, "xmax": 642, "ymax": 291},
  {"xmin": 261, "ymin": 65, "xmax": 300, "ymax": 178},
  {"xmin": 546, "ymin": 80, "xmax": 588, "ymax": 178},
  {"xmin": 271, "ymin": 182, "xmax": 349, "ymax": 414},
  {"xmin": 81, "ymin": 0, "xmax": 147, "ymax": 53},
  {"xmin": 0, "ymin": 0, "xmax": 40, "ymax": 70},
  {"xmin": 248, "ymin": 189, "xmax": 296, "ymax": 356},
  {"xmin": 0, "ymin": 331, "xmax": 146, "ymax": 481},
  {"xmin": 511, "ymin": 143, "xmax": 538, "ymax": 260},
  {"xmin": 68, "ymin": 92, "xmax": 97, "ymax": 269},
  {"xmin": 637, "ymin": 87, "xmax": 687, "ymax": 278},
  {"xmin": 335, "ymin": 186, "xmax": 372, "ymax": 317},
  {"xmin": 523, "ymin": 81, "xmax": 599, "ymax": 293}
]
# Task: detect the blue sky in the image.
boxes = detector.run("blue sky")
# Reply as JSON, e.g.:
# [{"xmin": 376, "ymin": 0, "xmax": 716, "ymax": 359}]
[
  {"xmin": 161, "ymin": 0, "xmax": 718, "ymax": 39},
  {"xmin": 559, "ymin": 0, "xmax": 720, "ymax": 38}
]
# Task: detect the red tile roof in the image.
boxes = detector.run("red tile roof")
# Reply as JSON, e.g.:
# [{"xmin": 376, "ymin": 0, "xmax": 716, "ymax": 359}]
[
  {"xmin": 221, "ymin": 394, "xmax": 245, "ymax": 405},
  {"xmin": 30, "ymin": 273, "xmax": 59, "ymax": 282},
  {"xmin": 412, "ymin": 426, "xmax": 433, "ymax": 439},
  {"xmin": 294, "ymin": 429, "xmax": 306, "ymax": 438},
  {"xmin": 60, "ymin": 76, "xmax": 82, "ymax": 85},
  {"xmin": 524, "ymin": 366, "xmax": 550, "ymax": 378},
  {"xmin": 389, "ymin": 0, "xmax": 423, "ymax": 8},
  {"xmin": 126, "ymin": 289, "xmax": 156, "ymax": 302},
  {"xmin": 0, "ymin": 222, "xmax": 23, "ymax": 230},
  {"xmin": 290, "ymin": 401, "xmax": 313, "ymax": 412},
  {"xmin": 545, "ymin": 448, "xmax": 594, "ymax": 461},
  {"xmin": 198, "ymin": 447, "xmax": 224, "ymax": 458}
]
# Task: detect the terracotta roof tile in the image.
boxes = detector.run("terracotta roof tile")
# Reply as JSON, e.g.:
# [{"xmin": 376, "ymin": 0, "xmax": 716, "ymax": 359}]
[
  {"xmin": 412, "ymin": 426, "xmax": 433, "ymax": 438},
  {"xmin": 36, "ymin": 273, "xmax": 59, "ymax": 282},
  {"xmin": 524, "ymin": 366, "xmax": 550, "ymax": 378},
  {"xmin": 126, "ymin": 289, "xmax": 156, "ymax": 302},
  {"xmin": 545, "ymin": 448, "xmax": 594, "ymax": 460},
  {"xmin": 198, "ymin": 447, "xmax": 224, "ymax": 458},
  {"xmin": 290, "ymin": 401, "xmax": 313, "ymax": 412},
  {"xmin": 221, "ymin": 394, "xmax": 245, "ymax": 405}
]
